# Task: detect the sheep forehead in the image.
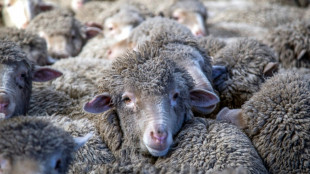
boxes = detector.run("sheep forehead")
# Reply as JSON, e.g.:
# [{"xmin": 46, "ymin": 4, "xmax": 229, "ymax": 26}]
[
  {"xmin": 102, "ymin": 46, "xmax": 193, "ymax": 95},
  {"xmin": 0, "ymin": 28, "xmax": 47, "ymax": 50},
  {"xmin": 0, "ymin": 118, "xmax": 75, "ymax": 160},
  {"xmin": 163, "ymin": 43, "xmax": 204, "ymax": 63},
  {"xmin": 0, "ymin": 41, "xmax": 33, "ymax": 68}
]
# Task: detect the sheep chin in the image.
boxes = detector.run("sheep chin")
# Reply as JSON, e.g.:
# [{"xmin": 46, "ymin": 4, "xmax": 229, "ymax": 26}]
[{"xmin": 145, "ymin": 144, "xmax": 170, "ymax": 157}]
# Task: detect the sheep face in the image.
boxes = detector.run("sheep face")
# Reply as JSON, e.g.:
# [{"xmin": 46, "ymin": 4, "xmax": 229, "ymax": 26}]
[
  {"xmin": 2, "ymin": 0, "xmax": 35, "ymax": 29},
  {"xmin": 172, "ymin": 9, "xmax": 207, "ymax": 37},
  {"xmin": 0, "ymin": 41, "xmax": 62, "ymax": 118},
  {"xmin": 0, "ymin": 117, "xmax": 91, "ymax": 174},
  {"xmin": 84, "ymin": 51, "xmax": 219, "ymax": 157},
  {"xmin": 104, "ymin": 9, "xmax": 144, "ymax": 42},
  {"xmin": 0, "ymin": 63, "xmax": 62, "ymax": 119},
  {"xmin": 40, "ymin": 27, "xmax": 84, "ymax": 59}
]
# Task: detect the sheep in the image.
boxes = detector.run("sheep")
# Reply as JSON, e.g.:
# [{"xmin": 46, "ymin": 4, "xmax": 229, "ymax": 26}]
[
  {"xmin": 26, "ymin": 9, "xmax": 101, "ymax": 59},
  {"xmin": 197, "ymin": 36, "xmax": 226, "ymax": 58},
  {"xmin": 210, "ymin": 4, "xmax": 305, "ymax": 29},
  {"xmin": 0, "ymin": 116, "xmax": 91, "ymax": 174},
  {"xmin": 212, "ymin": 38, "xmax": 278, "ymax": 109},
  {"xmin": 82, "ymin": 42, "xmax": 268, "ymax": 174},
  {"xmin": 102, "ymin": 4, "xmax": 149, "ymax": 42},
  {"xmin": 0, "ymin": 40, "xmax": 62, "ymax": 119},
  {"xmin": 128, "ymin": 17, "xmax": 219, "ymax": 115},
  {"xmin": 217, "ymin": 70, "xmax": 310, "ymax": 173},
  {"xmin": 264, "ymin": 20, "xmax": 310, "ymax": 69},
  {"xmin": 163, "ymin": 0, "xmax": 208, "ymax": 36},
  {"xmin": 0, "ymin": 27, "xmax": 56, "ymax": 66}
]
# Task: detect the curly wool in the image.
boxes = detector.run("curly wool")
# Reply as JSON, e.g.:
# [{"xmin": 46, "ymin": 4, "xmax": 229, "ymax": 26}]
[
  {"xmin": 128, "ymin": 17, "xmax": 194, "ymax": 46},
  {"xmin": 26, "ymin": 9, "xmax": 83, "ymax": 35},
  {"xmin": 99, "ymin": 43, "xmax": 195, "ymax": 100},
  {"xmin": 0, "ymin": 27, "xmax": 49, "ymax": 65},
  {"xmin": 211, "ymin": 4, "xmax": 304, "ymax": 28},
  {"xmin": 197, "ymin": 36, "xmax": 226, "ymax": 58},
  {"xmin": 75, "ymin": 1, "xmax": 114, "ymax": 23},
  {"xmin": 213, "ymin": 38, "xmax": 278, "ymax": 108},
  {"xmin": 0, "ymin": 40, "xmax": 33, "ymax": 70},
  {"xmin": 265, "ymin": 20, "xmax": 310, "ymax": 69},
  {"xmin": 0, "ymin": 116, "xmax": 76, "ymax": 173},
  {"xmin": 96, "ymin": 111, "xmax": 267, "ymax": 173},
  {"xmin": 42, "ymin": 116, "xmax": 115, "ymax": 173},
  {"xmin": 155, "ymin": 118, "xmax": 267, "ymax": 173},
  {"xmin": 0, "ymin": 27, "xmax": 47, "ymax": 52},
  {"xmin": 128, "ymin": 17, "xmax": 213, "ymax": 83},
  {"xmin": 241, "ymin": 71, "xmax": 310, "ymax": 173}
]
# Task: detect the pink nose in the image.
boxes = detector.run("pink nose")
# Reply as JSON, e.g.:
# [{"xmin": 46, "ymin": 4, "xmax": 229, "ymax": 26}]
[
  {"xmin": 150, "ymin": 125, "xmax": 168, "ymax": 144},
  {"xmin": 195, "ymin": 30, "xmax": 206, "ymax": 37},
  {"xmin": 0, "ymin": 93, "xmax": 10, "ymax": 112}
]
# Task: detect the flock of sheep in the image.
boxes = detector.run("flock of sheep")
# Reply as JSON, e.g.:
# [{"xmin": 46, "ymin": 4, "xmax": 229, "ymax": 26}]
[{"xmin": 0, "ymin": 0, "xmax": 309, "ymax": 173}]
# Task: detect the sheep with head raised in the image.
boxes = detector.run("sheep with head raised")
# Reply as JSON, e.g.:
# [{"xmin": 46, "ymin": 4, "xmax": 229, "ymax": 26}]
[
  {"xmin": 163, "ymin": 0, "xmax": 208, "ymax": 36},
  {"xmin": 217, "ymin": 70, "xmax": 310, "ymax": 173},
  {"xmin": 125, "ymin": 17, "xmax": 219, "ymax": 115},
  {"xmin": 265, "ymin": 20, "xmax": 310, "ymax": 69},
  {"xmin": 26, "ymin": 9, "xmax": 101, "ymax": 59},
  {"xmin": 0, "ymin": 27, "xmax": 55, "ymax": 66},
  {"xmin": 0, "ymin": 116, "xmax": 91, "ymax": 174},
  {"xmin": 0, "ymin": 40, "xmax": 62, "ymax": 119},
  {"xmin": 83, "ymin": 42, "xmax": 218, "ymax": 158},
  {"xmin": 212, "ymin": 38, "xmax": 278, "ymax": 109},
  {"xmin": 82, "ymin": 42, "xmax": 268, "ymax": 174}
]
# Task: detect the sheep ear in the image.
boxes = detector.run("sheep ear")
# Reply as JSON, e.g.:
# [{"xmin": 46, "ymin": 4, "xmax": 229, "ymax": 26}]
[
  {"xmin": 83, "ymin": 24, "xmax": 102, "ymax": 40},
  {"xmin": 212, "ymin": 65, "xmax": 227, "ymax": 81},
  {"xmin": 263, "ymin": 62, "xmax": 278, "ymax": 77},
  {"xmin": 190, "ymin": 89, "xmax": 220, "ymax": 114},
  {"xmin": 297, "ymin": 49, "xmax": 307, "ymax": 60},
  {"xmin": 216, "ymin": 107, "xmax": 246, "ymax": 129},
  {"xmin": 32, "ymin": 67, "xmax": 63, "ymax": 82},
  {"xmin": 84, "ymin": 93, "xmax": 113, "ymax": 114},
  {"xmin": 73, "ymin": 132, "xmax": 93, "ymax": 151}
]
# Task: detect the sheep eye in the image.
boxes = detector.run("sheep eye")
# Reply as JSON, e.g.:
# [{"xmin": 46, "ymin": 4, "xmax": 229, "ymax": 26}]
[
  {"xmin": 122, "ymin": 96, "xmax": 131, "ymax": 104},
  {"xmin": 172, "ymin": 93, "xmax": 179, "ymax": 100},
  {"xmin": 108, "ymin": 27, "xmax": 114, "ymax": 31}
]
